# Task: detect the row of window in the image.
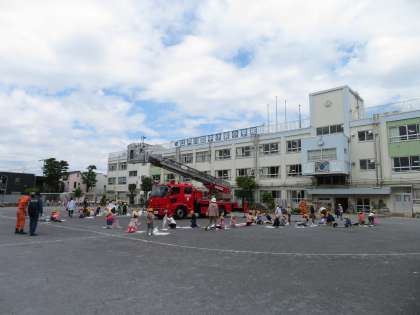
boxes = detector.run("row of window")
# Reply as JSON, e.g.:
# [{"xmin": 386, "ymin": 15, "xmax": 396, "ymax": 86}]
[
  {"xmin": 316, "ymin": 124, "xmax": 343, "ymax": 136},
  {"xmin": 389, "ymin": 123, "xmax": 420, "ymax": 143},
  {"xmin": 214, "ymin": 165, "xmax": 303, "ymax": 179},
  {"xmin": 393, "ymin": 155, "xmax": 420, "ymax": 172},
  {"xmin": 108, "ymin": 162, "xmax": 127, "ymax": 171},
  {"xmin": 108, "ymin": 177, "xmax": 127, "ymax": 185},
  {"xmin": 176, "ymin": 140, "xmax": 302, "ymax": 164}
]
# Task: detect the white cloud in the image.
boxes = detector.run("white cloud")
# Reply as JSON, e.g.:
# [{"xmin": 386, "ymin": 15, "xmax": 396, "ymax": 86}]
[{"xmin": 0, "ymin": 0, "xmax": 419, "ymax": 172}]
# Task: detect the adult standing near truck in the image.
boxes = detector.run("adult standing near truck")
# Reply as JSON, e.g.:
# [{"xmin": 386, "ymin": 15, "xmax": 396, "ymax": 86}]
[
  {"xmin": 206, "ymin": 197, "xmax": 219, "ymax": 231},
  {"xmin": 28, "ymin": 192, "xmax": 42, "ymax": 236},
  {"xmin": 15, "ymin": 193, "xmax": 31, "ymax": 234},
  {"xmin": 67, "ymin": 197, "xmax": 77, "ymax": 218}
]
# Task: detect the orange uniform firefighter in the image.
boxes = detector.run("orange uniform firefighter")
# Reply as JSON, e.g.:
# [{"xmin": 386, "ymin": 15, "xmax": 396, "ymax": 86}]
[{"xmin": 15, "ymin": 194, "xmax": 31, "ymax": 234}]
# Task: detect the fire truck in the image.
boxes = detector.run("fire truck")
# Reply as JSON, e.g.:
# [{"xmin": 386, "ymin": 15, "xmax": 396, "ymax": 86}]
[{"xmin": 129, "ymin": 145, "xmax": 247, "ymax": 219}]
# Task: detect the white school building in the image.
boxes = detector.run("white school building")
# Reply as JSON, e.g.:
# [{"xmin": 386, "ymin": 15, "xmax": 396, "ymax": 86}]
[{"xmin": 107, "ymin": 86, "xmax": 420, "ymax": 216}]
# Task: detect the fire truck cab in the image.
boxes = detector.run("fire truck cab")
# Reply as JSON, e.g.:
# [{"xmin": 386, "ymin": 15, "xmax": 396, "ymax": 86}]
[{"xmin": 148, "ymin": 181, "xmax": 233, "ymax": 219}]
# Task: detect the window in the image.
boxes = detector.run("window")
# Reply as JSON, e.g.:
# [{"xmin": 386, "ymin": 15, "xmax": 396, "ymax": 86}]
[
  {"xmin": 260, "ymin": 142, "xmax": 279, "ymax": 155},
  {"xmin": 117, "ymin": 177, "xmax": 127, "ymax": 185},
  {"xmin": 308, "ymin": 148, "xmax": 337, "ymax": 161},
  {"xmin": 196, "ymin": 151, "xmax": 211, "ymax": 163},
  {"xmin": 73, "ymin": 182, "xmax": 77, "ymax": 188},
  {"xmin": 151, "ymin": 175, "xmax": 160, "ymax": 182},
  {"xmin": 15, "ymin": 177, "xmax": 20, "ymax": 184},
  {"xmin": 259, "ymin": 166, "xmax": 280, "ymax": 178},
  {"xmin": 165, "ymin": 174, "xmax": 175, "ymax": 181},
  {"xmin": 389, "ymin": 123, "xmax": 420, "ymax": 142},
  {"xmin": 215, "ymin": 169, "xmax": 231, "ymax": 180},
  {"xmin": 287, "ymin": 164, "xmax": 302, "ymax": 176},
  {"xmin": 236, "ymin": 168, "xmax": 255, "ymax": 177},
  {"xmin": 129, "ymin": 171, "xmax": 137, "ymax": 177},
  {"xmin": 215, "ymin": 149, "xmax": 231, "ymax": 160},
  {"xmin": 289, "ymin": 190, "xmax": 305, "ymax": 204},
  {"xmin": 393, "ymin": 155, "xmax": 420, "ymax": 172},
  {"xmin": 316, "ymin": 124, "xmax": 344, "ymax": 136},
  {"xmin": 119, "ymin": 162, "xmax": 127, "ymax": 170},
  {"xmin": 108, "ymin": 163, "xmax": 117, "ymax": 171},
  {"xmin": 356, "ymin": 199, "xmax": 370, "ymax": 212},
  {"xmin": 170, "ymin": 187, "xmax": 180, "ymax": 195},
  {"xmin": 359, "ymin": 159, "xmax": 376, "ymax": 170},
  {"xmin": 358, "ymin": 130, "xmax": 374, "ymax": 141},
  {"xmin": 286, "ymin": 139, "xmax": 301, "ymax": 153},
  {"xmin": 236, "ymin": 146, "xmax": 255, "ymax": 158},
  {"xmin": 181, "ymin": 153, "xmax": 193, "ymax": 164},
  {"xmin": 184, "ymin": 187, "xmax": 193, "ymax": 194},
  {"xmin": 108, "ymin": 177, "xmax": 116, "ymax": 185}
]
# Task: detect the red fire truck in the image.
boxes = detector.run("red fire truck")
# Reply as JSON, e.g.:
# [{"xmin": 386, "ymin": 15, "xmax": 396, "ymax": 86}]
[{"xmin": 141, "ymin": 153, "xmax": 247, "ymax": 218}]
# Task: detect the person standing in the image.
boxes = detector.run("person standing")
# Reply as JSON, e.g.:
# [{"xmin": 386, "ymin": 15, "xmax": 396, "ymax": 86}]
[
  {"xmin": 206, "ymin": 197, "xmax": 219, "ymax": 231},
  {"xmin": 146, "ymin": 208, "xmax": 154, "ymax": 236},
  {"xmin": 28, "ymin": 192, "xmax": 42, "ymax": 236},
  {"xmin": 309, "ymin": 205, "xmax": 316, "ymax": 225},
  {"xmin": 338, "ymin": 204, "xmax": 344, "ymax": 221},
  {"xmin": 67, "ymin": 197, "xmax": 76, "ymax": 218},
  {"xmin": 15, "ymin": 193, "xmax": 31, "ymax": 234}
]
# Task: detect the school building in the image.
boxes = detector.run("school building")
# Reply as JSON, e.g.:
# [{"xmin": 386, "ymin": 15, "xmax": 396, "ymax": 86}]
[{"xmin": 106, "ymin": 86, "xmax": 420, "ymax": 216}]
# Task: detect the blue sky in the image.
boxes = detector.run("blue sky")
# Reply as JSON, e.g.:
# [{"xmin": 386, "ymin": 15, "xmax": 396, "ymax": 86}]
[{"xmin": 0, "ymin": 0, "xmax": 419, "ymax": 174}]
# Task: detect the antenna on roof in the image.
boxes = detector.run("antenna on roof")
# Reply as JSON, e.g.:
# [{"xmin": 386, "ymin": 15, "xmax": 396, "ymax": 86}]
[
  {"xmin": 275, "ymin": 96, "xmax": 278, "ymax": 132},
  {"xmin": 266, "ymin": 104, "xmax": 270, "ymax": 132},
  {"xmin": 284, "ymin": 99, "xmax": 287, "ymax": 124}
]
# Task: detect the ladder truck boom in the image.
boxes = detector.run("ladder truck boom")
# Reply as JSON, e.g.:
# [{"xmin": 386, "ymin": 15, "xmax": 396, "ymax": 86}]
[{"xmin": 146, "ymin": 153, "xmax": 231, "ymax": 195}]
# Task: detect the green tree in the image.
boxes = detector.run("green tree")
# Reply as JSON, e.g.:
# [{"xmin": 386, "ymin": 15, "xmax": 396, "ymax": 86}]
[
  {"xmin": 73, "ymin": 186, "xmax": 83, "ymax": 198},
  {"xmin": 42, "ymin": 158, "xmax": 69, "ymax": 192},
  {"xmin": 81, "ymin": 165, "xmax": 97, "ymax": 192},
  {"xmin": 128, "ymin": 184, "xmax": 137, "ymax": 205},
  {"xmin": 261, "ymin": 191, "xmax": 275, "ymax": 211},
  {"xmin": 235, "ymin": 176, "xmax": 257, "ymax": 205},
  {"xmin": 140, "ymin": 176, "xmax": 153, "ymax": 199}
]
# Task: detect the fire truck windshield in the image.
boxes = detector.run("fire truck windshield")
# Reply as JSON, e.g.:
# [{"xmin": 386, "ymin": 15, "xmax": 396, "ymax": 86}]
[{"xmin": 150, "ymin": 185, "xmax": 169, "ymax": 197}]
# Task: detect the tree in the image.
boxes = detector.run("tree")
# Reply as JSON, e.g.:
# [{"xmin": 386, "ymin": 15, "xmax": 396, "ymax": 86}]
[
  {"xmin": 140, "ymin": 176, "xmax": 153, "ymax": 201},
  {"xmin": 261, "ymin": 191, "xmax": 275, "ymax": 210},
  {"xmin": 81, "ymin": 165, "xmax": 97, "ymax": 192},
  {"xmin": 73, "ymin": 186, "xmax": 83, "ymax": 198},
  {"xmin": 42, "ymin": 158, "xmax": 69, "ymax": 192},
  {"xmin": 235, "ymin": 176, "xmax": 257, "ymax": 206},
  {"xmin": 128, "ymin": 184, "xmax": 137, "ymax": 205}
]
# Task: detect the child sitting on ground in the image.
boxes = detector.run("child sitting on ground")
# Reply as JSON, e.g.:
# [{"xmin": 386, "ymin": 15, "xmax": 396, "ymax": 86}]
[
  {"xmin": 230, "ymin": 214, "xmax": 237, "ymax": 228},
  {"xmin": 246, "ymin": 213, "xmax": 254, "ymax": 226},
  {"xmin": 190, "ymin": 211, "xmax": 198, "ymax": 228},
  {"xmin": 50, "ymin": 210, "xmax": 61, "ymax": 222},
  {"xmin": 168, "ymin": 216, "xmax": 177, "ymax": 229},
  {"xmin": 217, "ymin": 214, "xmax": 226, "ymax": 229},
  {"xmin": 358, "ymin": 211, "xmax": 365, "ymax": 225},
  {"xmin": 256, "ymin": 211, "xmax": 264, "ymax": 225},
  {"xmin": 127, "ymin": 209, "xmax": 140, "ymax": 233}
]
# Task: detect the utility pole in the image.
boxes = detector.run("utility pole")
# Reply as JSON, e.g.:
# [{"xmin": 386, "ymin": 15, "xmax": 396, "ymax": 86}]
[{"xmin": 266, "ymin": 104, "xmax": 270, "ymax": 132}]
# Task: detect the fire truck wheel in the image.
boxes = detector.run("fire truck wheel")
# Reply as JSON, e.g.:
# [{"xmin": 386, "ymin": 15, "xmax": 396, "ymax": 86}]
[{"xmin": 175, "ymin": 206, "xmax": 186, "ymax": 219}]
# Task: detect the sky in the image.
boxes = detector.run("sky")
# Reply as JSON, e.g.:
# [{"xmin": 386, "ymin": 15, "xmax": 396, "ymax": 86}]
[{"xmin": 0, "ymin": 0, "xmax": 420, "ymax": 174}]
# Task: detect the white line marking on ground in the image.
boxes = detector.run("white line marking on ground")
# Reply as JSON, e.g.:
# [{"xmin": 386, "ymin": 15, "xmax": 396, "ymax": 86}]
[
  {"xmin": 0, "ymin": 236, "xmax": 101, "ymax": 248},
  {"xmin": 1, "ymin": 214, "xmax": 420, "ymax": 257}
]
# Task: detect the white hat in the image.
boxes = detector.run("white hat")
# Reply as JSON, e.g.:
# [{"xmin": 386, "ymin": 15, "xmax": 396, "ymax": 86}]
[{"xmin": 211, "ymin": 197, "xmax": 216, "ymax": 203}]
